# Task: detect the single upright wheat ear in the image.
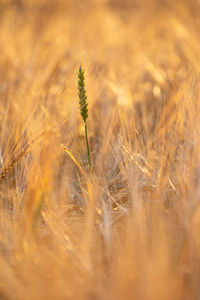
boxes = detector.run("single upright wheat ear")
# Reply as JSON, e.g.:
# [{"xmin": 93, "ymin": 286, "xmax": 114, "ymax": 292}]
[{"xmin": 78, "ymin": 66, "xmax": 91, "ymax": 169}]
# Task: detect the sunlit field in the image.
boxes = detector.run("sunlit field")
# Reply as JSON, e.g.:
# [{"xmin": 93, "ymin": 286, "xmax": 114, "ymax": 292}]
[{"xmin": 0, "ymin": 0, "xmax": 200, "ymax": 299}]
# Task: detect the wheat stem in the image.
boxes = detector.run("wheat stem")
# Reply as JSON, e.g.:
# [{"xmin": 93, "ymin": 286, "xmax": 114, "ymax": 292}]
[{"xmin": 85, "ymin": 122, "xmax": 91, "ymax": 169}]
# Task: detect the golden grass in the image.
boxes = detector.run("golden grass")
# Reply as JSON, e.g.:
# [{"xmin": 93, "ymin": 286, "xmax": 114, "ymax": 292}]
[{"xmin": 0, "ymin": 0, "xmax": 200, "ymax": 299}]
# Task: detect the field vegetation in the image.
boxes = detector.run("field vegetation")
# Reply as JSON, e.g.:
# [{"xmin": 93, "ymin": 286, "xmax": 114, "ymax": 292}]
[{"xmin": 0, "ymin": 0, "xmax": 200, "ymax": 299}]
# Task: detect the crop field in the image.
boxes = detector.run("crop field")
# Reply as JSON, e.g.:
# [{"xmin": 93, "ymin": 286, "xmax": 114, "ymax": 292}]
[{"xmin": 0, "ymin": 0, "xmax": 200, "ymax": 299}]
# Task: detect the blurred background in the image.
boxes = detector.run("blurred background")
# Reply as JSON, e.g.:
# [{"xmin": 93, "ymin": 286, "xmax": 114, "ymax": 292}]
[{"xmin": 0, "ymin": 1, "xmax": 200, "ymax": 299}]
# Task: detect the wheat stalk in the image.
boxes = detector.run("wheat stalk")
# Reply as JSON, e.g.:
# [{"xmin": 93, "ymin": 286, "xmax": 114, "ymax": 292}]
[
  {"xmin": 0, "ymin": 130, "xmax": 48, "ymax": 182},
  {"xmin": 78, "ymin": 66, "xmax": 91, "ymax": 169}
]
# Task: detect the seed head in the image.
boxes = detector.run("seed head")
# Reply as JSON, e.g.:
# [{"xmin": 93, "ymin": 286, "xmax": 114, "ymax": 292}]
[{"xmin": 78, "ymin": 66, "xmax": 88, "ymax": 124}]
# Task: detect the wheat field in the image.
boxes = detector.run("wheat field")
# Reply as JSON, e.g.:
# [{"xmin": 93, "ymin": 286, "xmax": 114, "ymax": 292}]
[{"xmin": 0, "ymin": 0, "xmax": 200, "ymax": 299}]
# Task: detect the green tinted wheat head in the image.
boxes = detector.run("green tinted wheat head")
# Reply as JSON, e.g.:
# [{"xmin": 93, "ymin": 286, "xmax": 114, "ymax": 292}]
[{"xmin": 78, "ymin": 66, "xmax": 91, "ymax": 169}]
